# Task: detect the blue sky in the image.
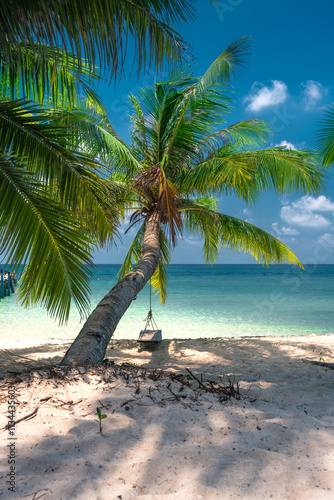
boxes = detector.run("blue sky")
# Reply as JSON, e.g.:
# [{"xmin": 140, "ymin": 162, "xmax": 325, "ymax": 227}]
[{"xmin": 93, "ymin": 0, "xmax": 334, "ymax": 265}]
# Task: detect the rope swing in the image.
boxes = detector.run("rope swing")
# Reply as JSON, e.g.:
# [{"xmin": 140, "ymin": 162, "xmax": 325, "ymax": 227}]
[
  {"xmin": 143, "ymin": 278, "xmax": 158, "ymax": 330},
  {"xmin": 137, "ymin": 278, "xmax": 162, "ymax": 343}
]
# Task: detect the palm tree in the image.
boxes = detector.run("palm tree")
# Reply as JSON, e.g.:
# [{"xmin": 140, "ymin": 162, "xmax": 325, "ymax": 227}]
[
  {"xmin": 61, "ymin": 38, "xmax": 327, "ymax": 365},
  {"xmin": 0, "ymin": 0, "xmax": 195, "ymax": 321}
]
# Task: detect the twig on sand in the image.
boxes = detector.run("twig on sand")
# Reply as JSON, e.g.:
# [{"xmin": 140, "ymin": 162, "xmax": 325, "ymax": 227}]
[
  {"xmin": 23, "ymin": 487, "xmax": 52, "ymax": 499},
  {"xmin": 186, "ymin": 368, "xmax": 241, "ymax": 401},
  {"xmin": 166, "ymin": 383, "xmax": 192, "ymax": 409},
  {"xmin": 2, "ymin": 406, "xmax": 39, "ymax": 431},
  {"xmin": 1, "ymin": 362, "xmax": 242, "ymax": 417},
  {"xmin": 186, "ymin": 368, "xmax": 207, "ymax": 390},
  {"xmin": 120, "ymin": 399, "xmax": 135, "ymax": 407}
]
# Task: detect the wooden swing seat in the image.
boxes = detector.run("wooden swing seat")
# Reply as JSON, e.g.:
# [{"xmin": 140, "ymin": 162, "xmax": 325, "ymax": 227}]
[{"xmin": 137, "ymin": 329, "xmax": 162, "ymax": 343}]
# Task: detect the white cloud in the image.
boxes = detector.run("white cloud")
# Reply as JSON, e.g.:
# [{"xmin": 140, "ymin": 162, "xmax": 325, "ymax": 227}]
[
  {"xmin": 242, "ymin": 208, "xmax": 252, "ymax": 215},
  {"xmin": 301, "ymin": 80, "xmax": 327, "ymax": 109},
  {"xmin": 274, "ymin": 140, "xmax": 306, "ymax": 150},
  {"xmin": 281, "ymin": 226, "xmax": 299, "ymax": 235},
  {"xmin": 275, "ymin": 140, "xmax": 297, "ymax": 150},
  {"xmin": 272, "ymin": 223, "xmax": 300, "ymax": 235},
  {"xmin": 289, "ymin": 195, "xmax": 334, "ymax": 212},
  {"xmin": 317, "ymin": 233, "xmax": 334, "ymax": 246},
  {"xmin": 272, "ymin": 222, "xmax": 281, "ymax": 234},
  {"xmin": 244, "ymin": 80, "xmax": 288, "ymax": 112},
  {"xmin": 281, "ymin": 207, "xmax": 330, "ymax": 228},
  {"xmin": 280, "ymin": 195, "xmax": 334, "ymax": 228}
]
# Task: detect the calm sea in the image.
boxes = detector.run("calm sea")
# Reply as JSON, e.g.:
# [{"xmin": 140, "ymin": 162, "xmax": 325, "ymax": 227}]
[{"xmin": 1, "ymin": 265, "xmax": 334, "ymax": 345}]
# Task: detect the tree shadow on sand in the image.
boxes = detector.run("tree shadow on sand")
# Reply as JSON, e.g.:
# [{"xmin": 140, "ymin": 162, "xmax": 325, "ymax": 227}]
[{"xmin": 0, "ymin": 337, "xmax": 333, "ymax": 498}]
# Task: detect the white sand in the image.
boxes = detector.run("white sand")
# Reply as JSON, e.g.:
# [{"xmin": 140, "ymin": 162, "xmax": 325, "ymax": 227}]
[{"xmin": 1, "ymin": 335, "xmax": 334, "ymax": 499}]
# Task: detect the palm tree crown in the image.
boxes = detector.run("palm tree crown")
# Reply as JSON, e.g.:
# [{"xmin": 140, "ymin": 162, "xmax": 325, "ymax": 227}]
[{"xmin": 111, "ymin": 38, "xmax": 326, "ymax": 302}]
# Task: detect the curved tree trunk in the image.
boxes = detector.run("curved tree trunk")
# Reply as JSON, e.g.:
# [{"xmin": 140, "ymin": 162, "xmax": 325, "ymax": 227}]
[{"xmin": 61, "ymin": 215, "xmax": 161, "ymax": 365}]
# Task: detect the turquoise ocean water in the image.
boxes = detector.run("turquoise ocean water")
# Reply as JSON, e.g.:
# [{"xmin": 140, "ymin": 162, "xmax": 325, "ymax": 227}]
[{"xmin": 1, "ymin": 265, "xmax": 334, "ymax": 345}]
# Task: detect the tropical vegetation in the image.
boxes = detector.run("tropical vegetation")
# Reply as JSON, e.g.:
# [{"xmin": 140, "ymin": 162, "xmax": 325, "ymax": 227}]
[
  {"xmin": 0, "ymin": 0, "xmax": 194, "ymax": 322},
  {"xmin": 61, "ymin": 38, "xmax": 327, "ymax": 365}
]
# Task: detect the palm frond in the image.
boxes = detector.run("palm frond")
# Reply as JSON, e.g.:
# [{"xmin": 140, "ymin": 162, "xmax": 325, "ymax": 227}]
[
  {"xmin": 0, "ymin": 98, "xmax": 119, "ymax": 241},
  {"xmin": 0, "ymin": 0, "xmax": 193, "ymax": 80},
  {"xmin": 177, "ymin": 145, "xmax": 259, "ymax": 202},
  {"xmin": 151, "ymin": 230, "xmax": 171, "ymax": 303},
  {"xmin": 199, "ymin": 119, "xmax": 271, "ymax": 153},
  {"xmin": 196, "ymin": 36, "xmax": 252, "ymax": 92},
  {"xmin": 0, "ymin": 151, "xmax": 94, "ymax": 322},
  {"xmin": 180, "ymin": 197, "xmax": 220, "ymax": 263},
  {"xmin": 54, "ymin": 107, "xmax": 142, "ymax": 175},
  {"xmin": 129, "ymin": 94, "xmax": 150, "ymax": 162},
  {"xmin": 180, "ymin": 199, "xmax": 303, "ymax": 267},
  {"xmin": 178, "ymin": 147, "xmax": 326, "ymax": 204},
  {"xmin": 316, "ymin": 103, "xmax": 334, "ymax": 166},
  {"xmin": 245, "ymin": 148, "xmax": 327, "ymax": 196},
  {"xmin": 0, "ymin": 42, "xmax": 102, "ymax": 110}
]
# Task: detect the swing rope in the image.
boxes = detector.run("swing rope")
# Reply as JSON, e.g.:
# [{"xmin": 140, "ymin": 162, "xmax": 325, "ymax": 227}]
[{"xmin": 143, "ymin": 278, "xmax": 158, "ymax": 330}]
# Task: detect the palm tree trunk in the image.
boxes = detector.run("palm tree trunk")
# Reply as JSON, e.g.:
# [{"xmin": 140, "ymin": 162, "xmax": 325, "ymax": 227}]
[{"xmin": 61, "ymin": 214, "xmax": 161, "ymax": 365}]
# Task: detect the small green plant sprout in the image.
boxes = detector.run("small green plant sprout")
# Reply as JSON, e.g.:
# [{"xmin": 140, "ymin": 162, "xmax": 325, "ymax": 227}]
[{"xmin": 96, "ymin": 407, "xmax": 107, "ymax": 434}]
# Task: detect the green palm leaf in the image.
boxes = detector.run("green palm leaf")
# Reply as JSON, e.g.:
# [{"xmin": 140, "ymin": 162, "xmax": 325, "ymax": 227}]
[
  {"xmin": 55, "ymin": 107, "xmax": 142, "ymax": 175},
  {"xmin": 316, "ymin": 103, "xmax": 334, "ymax": 166},
  {"xmin": 246, "ymin": 148, "xmax": 326, "ymax": 195},
  {"xmin": 199, "ymin": 119, "xmax": 271, "ymax": 153},
  {"xmin": 0, "ymin": 98, "xmax": 119, "ymax": 240},
  {"xmin": 118, "ymin": 223, "xmax": 146, "ymax": 280},
  {"xmin": 0, "ymin": 43, "xmax": 103, "ymax": 110},
  {"xmin": 0, "ymin": 0, "xmax": 193, "ymax": 80},
  {"xmin": 151, "ymin": 231, "xmax": 171, "ymax": 303},
  {"xmin": 0, "ymin": 151, "xmax": 94, "ymax": 322},
  {"xmin": 178, "ymin": 147, "xmax": 326, "ymax": 204},
  {"xmin": 197, "ymin": 36, "xmax": 252, "ymax": 90},
  {"xmin": 180, "ymin": 199, "xmax": 303, "ymax": 267},
  {"xmin": 180, "ymin": 197, "xmax": 220, "ymax": 263}
]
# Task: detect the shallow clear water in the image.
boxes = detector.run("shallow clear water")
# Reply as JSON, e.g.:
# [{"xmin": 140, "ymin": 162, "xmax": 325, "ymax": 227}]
[{"xmin": 1, "ymin": 265, "xmax": 333, "ymax": 345}]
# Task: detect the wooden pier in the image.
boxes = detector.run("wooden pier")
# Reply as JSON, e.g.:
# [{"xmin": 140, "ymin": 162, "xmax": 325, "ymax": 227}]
[{"xmin": 0, "ymin": 269, "xmax": 17, "ymax": 299}]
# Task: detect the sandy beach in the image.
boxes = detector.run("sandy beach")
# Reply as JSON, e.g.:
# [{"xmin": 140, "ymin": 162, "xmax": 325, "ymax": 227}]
[{"xmin": 1, "ymin": 334, "xmax": 334, "ymax": 499}]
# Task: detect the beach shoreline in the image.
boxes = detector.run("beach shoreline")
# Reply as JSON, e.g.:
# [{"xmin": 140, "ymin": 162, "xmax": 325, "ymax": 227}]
[
  {"xmin": 1, "ymin": 333, "xmax": 334, "ymax": 378},
  {"xmin": 1, "ymin": 334, "xmax": 334, "ymax": 499}
]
